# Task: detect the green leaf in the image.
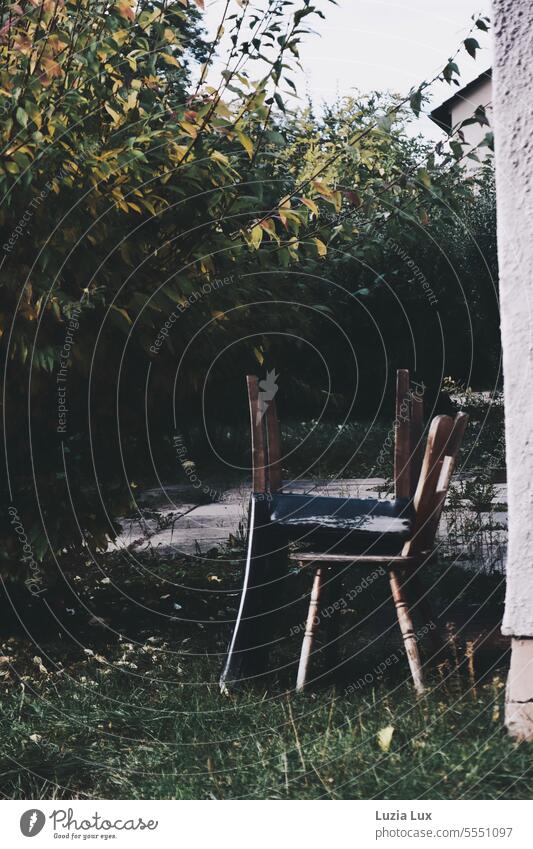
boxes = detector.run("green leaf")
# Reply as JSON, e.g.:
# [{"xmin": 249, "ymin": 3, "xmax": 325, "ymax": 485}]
[
  {"xmin": 294, "ymin": 7, "xmax": 313, "ymax": 26},
  {"xmin": 409, "ymin": 88, "xmax": 423, "ymax": 117},
  {"xmin": 442, "ymin": 60, "xmax": 459, "ymax": 84},
  {"xmin": 16, "ymin": 106, "xmax": 28, "ymax": 128},
  {"xmin": 450, "ymin": 140, "xmax": 464, "ymax": 160},
  {"xmin": 464, "ymin": 37, "xmax": 481, "ymax": 58},
  {"xmin": 480, "ymin": 131, "xmax": 494, "ymax": 151},
  {"xmin": 284, "ymin": 77, "xmax": 297, "ymax": 94},
  {"xmin": 417, "ymin": 168, "xmax": 431, "ymax": 189},
  {"xmin": 274, "ymin": 93, "xmax": 285, "ymax": 113},
  {"xmin": 473, "ymin": 104, "xmax": 490, "ymax": 126}
]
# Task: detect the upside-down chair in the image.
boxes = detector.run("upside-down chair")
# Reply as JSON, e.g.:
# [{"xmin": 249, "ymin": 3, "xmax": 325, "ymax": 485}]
[{"xmin": 220, "ymin": 370, "xmax": 467, "ymax": 694}]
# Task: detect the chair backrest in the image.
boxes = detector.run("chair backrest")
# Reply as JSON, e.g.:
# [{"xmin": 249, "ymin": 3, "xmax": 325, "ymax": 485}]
[
  {"xmin": 246, "ymin": 374, "xmax": 282, "ymax": 493},
  {"xmin": 247, "ymin": 368, "xmax": 467, "ymax": 538},
  {"xmin": 250, "ymin": 367, "xmax": 424, "ymax": 497},
  {"xmin": 402, "ymin": 411, "xmax": 468, "ymax": 556},
  {"xmin": 394, "ymin": 368, "xmax": 425, "ymax": 499}
]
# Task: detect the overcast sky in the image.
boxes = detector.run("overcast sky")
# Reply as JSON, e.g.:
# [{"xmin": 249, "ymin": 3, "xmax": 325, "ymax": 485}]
[{"xmin": 203, "ymin": 0, "xmax": 492, "ymax": 140}]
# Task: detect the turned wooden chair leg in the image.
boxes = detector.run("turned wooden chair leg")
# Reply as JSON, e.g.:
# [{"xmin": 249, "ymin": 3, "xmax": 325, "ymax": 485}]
[
  {"xmin": 409, "ymin": 573, "xmax": 448, "ymax": 666},
  {"xmin": 389, "ymin": 569, "xmax": 425, "ymax": 695},
  {"xmin": 296, "ymin": 568, "xmax": 323, "ymax": 692}
]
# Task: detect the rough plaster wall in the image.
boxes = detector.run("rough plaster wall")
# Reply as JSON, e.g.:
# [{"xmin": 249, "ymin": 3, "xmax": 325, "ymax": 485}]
[{"xmin": 494, "ymin": 0, "xmax": 533, "ymax": 635}]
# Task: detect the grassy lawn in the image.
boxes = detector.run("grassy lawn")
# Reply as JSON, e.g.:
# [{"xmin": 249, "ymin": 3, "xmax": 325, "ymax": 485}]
[
  {"xmin": 0, "ymin": 548, "xmax": 527, "ymax": 801},
  {"xmin": 0, "ymin": 655, "xmax": 529, "ymax": 800}
]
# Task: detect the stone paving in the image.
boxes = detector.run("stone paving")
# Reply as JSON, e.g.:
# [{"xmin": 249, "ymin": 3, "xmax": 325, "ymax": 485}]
[{"xmin": 115, "ymin": 478, "xmax": 508, "ymax": 572}]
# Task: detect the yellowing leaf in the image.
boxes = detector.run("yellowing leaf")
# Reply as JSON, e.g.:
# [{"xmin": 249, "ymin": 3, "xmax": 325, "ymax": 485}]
[
  {"xmin": 312, "ymin": 180, "xmax": 334, "ymax": 200},
  {"xmin": 200, "ymin": 256, "xmax": 214, "ymax": 275},
  {"xmin": 138, "ymin": 9, "xmax": 161, "ymax": 27},
  {"xmin": 116, "ymin": 0, "xmax": 135, "ymax": 20},
  {"xmin": 253, "ymin": 347, "xmax": 264, "ymax": 365},
  {"xmin": 377, "ymin": 725, "xmax": 394, "ymax": 753},
  {"xmin": 110, "ymin": 305, "xmax": 132, "ymax": 324},
  {"xmin": 160, "ymin": 52, "xmax": 181, "ymax": 68},
  {"xmin": 250, "ymin": 224, "xmax": 263, "ymax": 250},
  {"xmin": 301, "ymin": 197, "xmax": 319, "ymax": 217},
  {"xmin": 97, "ymin": 45, "xmax": 114, "ymax": 61},
  {"xmin": 112, "ymin": 29, "xmax": 130, "ymax": 45},
  {"xmin": 236, "ymin": 130, "xmax": 254, "ymax": 160},
  {"xmin": 163, "ymin": 28, "xmax": 176, "ymax": 43},
  {"xmin": 314, "ymin": 238, "xmax": 327, "ymax": 257},
  {"xmin": 260, "ymin": 218, "xmax": 276, "ymax": 236},
  {"xmin": 104, "ymin": 103, "xmax": 122, "ymax": 125},
  {"xmin": 40, "ymin": 56, "xmax": 62, "ymax": 80},
  {"xmin": 125, "ymin": 91, "xmax": 138, "ymax": 111},
  {"xmin": 179, "ymin": 121, "xmax": 198, "ymax": 138},
  {"xmin": 211, "ymin": 150, "xmax": 229, "ymax": 166},
  {"xmin": 214, "ymin": 100, "xmax": 232, "ymax": 119},
  {"xmin": 47, "ymin": 35, "xmax": 69, "ymax": 53},
  {"xmin": 14, "ymin": 33, "xmax": 32, "ymax": 55}
]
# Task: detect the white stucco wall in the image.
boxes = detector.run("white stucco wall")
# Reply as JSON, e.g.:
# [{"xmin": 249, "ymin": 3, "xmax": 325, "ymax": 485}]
[{"xmin": 494, "ymin": 0, "xmax": 533, "ymax": 637}]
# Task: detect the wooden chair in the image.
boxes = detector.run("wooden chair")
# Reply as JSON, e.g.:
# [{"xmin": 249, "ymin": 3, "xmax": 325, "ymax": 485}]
[{"xmin": 219, "ymin": 370, "xmax": 467, "ymax": 695}]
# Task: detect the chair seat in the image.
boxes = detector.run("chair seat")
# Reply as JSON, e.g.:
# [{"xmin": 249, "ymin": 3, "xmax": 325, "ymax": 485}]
[{"xmin": 269, "ymin": 492, "xmax": 413, "ymax": 554}]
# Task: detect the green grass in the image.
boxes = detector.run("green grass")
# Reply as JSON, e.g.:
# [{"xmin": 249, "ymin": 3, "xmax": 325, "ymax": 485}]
[
  {"xmin": 0, "ymin": 643, "xmax": 529, "ymax": 800},
  {"xmin": 0, "ymin": 541, "xmax": 519, "ymax": 802}
]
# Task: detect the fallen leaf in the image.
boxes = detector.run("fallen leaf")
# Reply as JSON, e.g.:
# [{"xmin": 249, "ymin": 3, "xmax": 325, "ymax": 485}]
[
  {"xmin": 377, "ymin": 725, "xmax": 394, "ymax": 752},
  {"xmin": 32, "ymin": 656, "xmax": 48, "ymax": 675}
]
